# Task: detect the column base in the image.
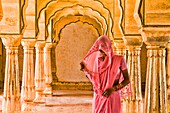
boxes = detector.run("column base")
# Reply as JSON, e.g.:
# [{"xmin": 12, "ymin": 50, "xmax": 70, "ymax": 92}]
[
  {"xmin": 33, "ymin": 91, "xmax": 45, "ymax": 104},
  {"xmin": 121, "ymin": 98, "xmax": 129, "ymax": 113},
  {"xmin": 129, "ymin": 100, "xmax": 143, "ymax": 113},
  {"xmin": 43, "ymin": 87, "xmax": 52, "ymax": 96},
  {"xmin": 21, "ymin": 101, "xmax": 36, "ymax": 112}
]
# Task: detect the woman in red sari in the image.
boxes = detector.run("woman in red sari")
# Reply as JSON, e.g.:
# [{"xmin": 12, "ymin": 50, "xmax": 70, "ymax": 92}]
[{"xmin": 80, "ymin": 35, "xmax": 131, "ymax": 113}]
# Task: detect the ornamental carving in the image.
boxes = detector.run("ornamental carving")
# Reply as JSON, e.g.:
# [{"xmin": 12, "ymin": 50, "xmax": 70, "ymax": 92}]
[
  {"xmin": 21, "ymin": 39, "xmax": 36, "ymax": 48},
  {"xmin": 0, "ymin": 35, "xmax": 22, "ymax": 47},
  {"xmin": 123, "ymin": 36, "xmax": 143, "ymax": 47},
  {"xmin": 140, "ymin": 27, "xmax": 170, "ymax": 46},
  {"xmin": 5, "ymin": 17, "xmax": 17, "ymax": 26}
]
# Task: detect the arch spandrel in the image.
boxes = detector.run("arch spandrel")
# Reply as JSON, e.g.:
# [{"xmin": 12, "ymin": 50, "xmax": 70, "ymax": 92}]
[
  {"xmin": 51, "ymin": 15, "xmax": 103, "ymax": 42},
  {"xmin": 75, "ymin": 0, "xmax": 114, "ymax": 37},
  {"xmin": 36, "ymin": 0, "xmax": 56, "ymax": 36},
  {"xmin": 36, "ymin": 0, "xmax": 56, "ymax": 20}
]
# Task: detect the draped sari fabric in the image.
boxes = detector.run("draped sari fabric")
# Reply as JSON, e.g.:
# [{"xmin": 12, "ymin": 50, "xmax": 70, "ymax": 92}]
[{"xmin": 82, "ymin": 35, "xmax": 131, "ymax": 113}]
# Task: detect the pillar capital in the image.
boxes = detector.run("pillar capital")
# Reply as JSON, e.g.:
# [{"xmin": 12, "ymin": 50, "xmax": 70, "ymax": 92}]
[
  {"xmin": 113, "ymin": 39, "xmax": 126, "ymax": 49},
  {"xmin": 123, "ymin": 35, "xmax": 143, "ymax": 48},
  {"xmin": 44, "ymin": 42, "xmax": 53, "ymax": 50},
  {"xmin": 35, "ymin": 41, "xmax": 45, "ymax": 49},
  {"xmin": 52, "ymin": 42, "xmax": 57, "ymax": 48},
  {"xmin": 1, "ymin": 34, "xmax": 22, "ymax": 47},
  {"xmin": 113, "ymin": 39, "xmax": 127, "ymax": 57},
  {"xmin": 167, "ymin": 42, "xmax": 170, "ymax": 50},
  {"xmin": 140, "ymin": 27, "xmax": 170, "ymax": 46},
  {"xmin": 21, "ymin": 39, "xmax": 36, "ymax": 49}
]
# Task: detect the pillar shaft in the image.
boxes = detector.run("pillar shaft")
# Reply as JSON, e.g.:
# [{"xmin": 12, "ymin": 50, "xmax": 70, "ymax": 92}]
[
  {"xmin": 1, "ymin": 35, "xmax": 22, "ymax": 113},
  {"xmin": 33, "ymin": 41, "xmax": 45, "ymax": 104},
  {"xmin": 167, "ymin": 43, "xmax": 170, "ymax": 99},
  {"xmin": 127, "ymin": 47, "xmax": 143, "ymax": 113},
  {"xmin": 144, "ymin": 46, "xmax": 167, "ymax": 113},
  {"xmin": 43, "ymin": 42, "xmax": 53, "ymax": 96},
  {"xmin": 21, "ymin": 39, "xmax": 36, "ymax": 111},
  {"xmin": 122, "ymin": 36, "xmax": 143, "ymax": 113},
  {"xmin": 137, "ymin": 27, "xmax": 170, "ymax": 113}
]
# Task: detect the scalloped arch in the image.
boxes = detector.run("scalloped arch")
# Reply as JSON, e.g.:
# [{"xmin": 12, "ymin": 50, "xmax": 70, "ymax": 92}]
[
  {"xmin": 51, "ymin": 15, "xmax": 102, "ymax": 42},
  {"xmin": 45, "ymin": 1, "xmax": 112, "ymax": 26},
  {"xmin": 46, "ymin": 5, "xmax": 107, "ymax": 38},
  {"xmin": 37, "ymin": 1, "xmax": 113, "ymax": 39},
  {"xmin": 56, "ymin": 21, "xmax": 100, "ymax": 44}
]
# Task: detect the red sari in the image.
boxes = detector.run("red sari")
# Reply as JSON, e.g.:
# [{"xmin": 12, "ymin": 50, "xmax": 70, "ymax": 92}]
[{"xmin": 82, "ymin": 35, "xmax": 131, "ymax": 113}]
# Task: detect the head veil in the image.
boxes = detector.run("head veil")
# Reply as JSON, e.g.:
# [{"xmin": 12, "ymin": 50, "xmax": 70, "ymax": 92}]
[{"xmin": 83, "ymin": 35, "xmax": 114, "ymax": 74}]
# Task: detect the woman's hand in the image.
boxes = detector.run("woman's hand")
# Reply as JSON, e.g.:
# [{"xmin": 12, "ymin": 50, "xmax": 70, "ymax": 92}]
[{"xmin": 102, "ymin": 87, "xmax": 115, "ymax": 97}]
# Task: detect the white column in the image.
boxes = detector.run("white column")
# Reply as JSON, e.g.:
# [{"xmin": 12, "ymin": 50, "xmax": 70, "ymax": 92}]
[
  {"xmin": 21, "ymin": 39, "xmax": 36, "ymax": 111},
  {"xmin": 43, "ymin": 42, "xmax": 53, "ymax": 96},
  {"xmin": 137, "ymin": 27, "xmax": 170, "ymax": 113},
  {"xmin": 1, "ymin": 35, "xmax": 22, "ymax": 113},
  {"xmin": 33, "ymin": 41, "xmax": 46, "ymax": 104},
  {"xmin": 123, "ymin": 36, "xmax": 143, "ymax": 113},
  {"xmin": 144, "ymin": 46, "xmax": 167, "ymax": 113},
  {"xmin": 127, "ymin": 46, "xmax": 143, "ymax": 113}
]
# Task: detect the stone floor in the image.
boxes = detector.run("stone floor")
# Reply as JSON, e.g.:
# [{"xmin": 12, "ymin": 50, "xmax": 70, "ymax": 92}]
[
  {"xmin": 0, "ymin": 90, "xmax": 93, "ymax": 113},
  {"xmin": 38, "ymin": 90, "xmax": 93, "ymax": 113},
  {"xmin": 0, "ymin": 90, "xmax": 170, "ymax": 113}
]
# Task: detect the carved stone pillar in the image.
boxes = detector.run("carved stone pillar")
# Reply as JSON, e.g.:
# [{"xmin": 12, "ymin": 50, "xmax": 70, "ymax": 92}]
[
  {"xmin": 113, "ymin": 40, "xmax": 127, "ymax": 59},
  {"xmin": 1, "ymin": 35, "xmax": 22, "ymax": 113},
  {"xmin": 43, "ymin": 42, "xmax": 53, "ymax": 96},
  {"xmin": 145, "ymin": 46, "xmax": 167, "ymax": 113},
  {"xmin": 33, "ymin": 41, "xmax": 46, "ymax": 104},
  {"xmin": 166, "ymin": 43, "xmax": 170, "ymax": 106},
  {"xmin": 21, "ymin": 39, "xmax": 36, "ymax": 111},
  {"xmin": 141, "ymin": 28, "xmax": 170, "ymax": 113},
  {"xmin": 124, "ymin": 36, "xmax": 143, "ymax": 113}
]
